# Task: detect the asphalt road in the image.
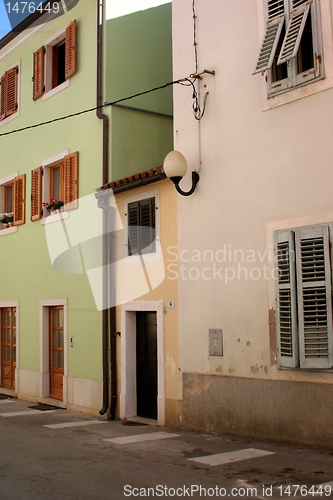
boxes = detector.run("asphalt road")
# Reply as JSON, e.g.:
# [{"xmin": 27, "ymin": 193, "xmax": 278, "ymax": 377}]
[{"xmin": 0, "ymin": 397, "xmax": 332, "ymax": 500}]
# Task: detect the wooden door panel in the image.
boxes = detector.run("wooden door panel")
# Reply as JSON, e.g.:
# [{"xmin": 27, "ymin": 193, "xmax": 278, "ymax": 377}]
[
  {"xmin": 49, "ymin": 306, "xmax": 64, "ymax": 400},
  {"xmin": 1, "ymin": 308, "xmax": 16, "ymax": 390}
]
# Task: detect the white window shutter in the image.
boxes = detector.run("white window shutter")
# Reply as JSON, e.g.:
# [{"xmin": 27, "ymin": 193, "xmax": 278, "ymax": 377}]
[
  {"xmin": 253, "ymin": 0, "xmax": 285, "ymax": 74},
  {"xmin": 277, "ymin": 1, "xmax": 311, "ymax": 65},
  {"xmin": 274, "ymin": 230, "xmax": 299, "ymax": 368},
  {"xmin": 253, "ymin": 17, "xmax": 285, "ymax": 74},
  {"xmin": 296, "ymin": 225, "xmax": 333, "ymax": 369},
  {"xmin": 267, "ymin": 0, "xmax": 285, "ymax": 19}
]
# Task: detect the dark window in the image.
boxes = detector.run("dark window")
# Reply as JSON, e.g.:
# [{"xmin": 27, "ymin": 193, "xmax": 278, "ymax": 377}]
[
  {"xmin": 128, "ymin": 198, "xmax": 156, "ymax": 256},
  {"xmin": 52, "ymin": 40, "xmax": 66, "ymax": 89}
]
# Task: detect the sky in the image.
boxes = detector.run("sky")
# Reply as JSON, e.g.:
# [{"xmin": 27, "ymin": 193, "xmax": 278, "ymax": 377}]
[{"xmin": 0, "ymin": 0, "xmax": 170, "ymax": 41}]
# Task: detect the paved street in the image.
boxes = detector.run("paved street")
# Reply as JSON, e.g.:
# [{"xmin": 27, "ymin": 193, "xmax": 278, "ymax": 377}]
[{"xmin": 0, "ymin": 396, "xmax": 332, "ymax": 500}]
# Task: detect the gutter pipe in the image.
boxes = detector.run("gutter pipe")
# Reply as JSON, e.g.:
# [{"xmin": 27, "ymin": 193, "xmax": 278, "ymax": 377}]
[{"xmin": 96, "ymin": 0, "xmax": 117, "ymax": 419}]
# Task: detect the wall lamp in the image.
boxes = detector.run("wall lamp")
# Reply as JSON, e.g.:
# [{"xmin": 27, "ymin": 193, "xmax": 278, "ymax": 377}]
[{"xmin": 163, "ymin": 151, "xmax": 200, "ymax": 196}]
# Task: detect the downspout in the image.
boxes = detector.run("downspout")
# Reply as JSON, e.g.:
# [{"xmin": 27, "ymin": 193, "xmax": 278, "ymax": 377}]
[{"xmin": 96, "ymin": 0, "xmax": 117, "ymax": 418}]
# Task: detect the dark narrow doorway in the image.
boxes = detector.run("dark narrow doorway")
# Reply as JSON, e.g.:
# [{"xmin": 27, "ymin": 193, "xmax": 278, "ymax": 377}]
[{"xmin": 136, "ymin": 311, "xmax": 157, "ymax": 419}]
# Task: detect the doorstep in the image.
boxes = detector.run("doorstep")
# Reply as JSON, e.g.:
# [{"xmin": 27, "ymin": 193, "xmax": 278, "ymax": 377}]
[
  {"xmin": 37, "ymin": 397, "xmax": 66, "ymax": 409},
  {"xmin": 0, "ymin": 388, "xmax": 17, "ymax": 398},
  {"xmin": 123, "ymin": 415, "xmax": 159, "ymax": 426}
]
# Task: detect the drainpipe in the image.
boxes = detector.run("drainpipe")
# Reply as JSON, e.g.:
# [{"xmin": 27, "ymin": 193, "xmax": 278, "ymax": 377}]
[{"xmin": 96, "ymin": 0, "xmax": 117, "ymax": 418}]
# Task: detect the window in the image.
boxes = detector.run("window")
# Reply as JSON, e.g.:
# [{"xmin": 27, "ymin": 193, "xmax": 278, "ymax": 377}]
[
  {"xmin": 0, "ymin": 66, "xmax": 19, "ymax": 122},
  {"xmin": 127, "ymin": 197, "xmax": 156, "ymax": 256},
  {"xmin": 50, "ymin": 162, "xmax": 63, "ymax": 201},
  {"xmin": 0, "ymin": 173, "xmax": 26, "ymax": 228},
  {"xmin": 33, "ymin": 20, "xmax": 76, "ymax": 100},
  {"xmin": 274, "ymin": 224, "xmax": 333, "ymax": 370},
  {"xmin": 254, "ymin": 0, "xmax": 323, "ymax": 96},
  {"xmin": 31, "ymin": 152, "xmax": 78, "ymax": 221}
]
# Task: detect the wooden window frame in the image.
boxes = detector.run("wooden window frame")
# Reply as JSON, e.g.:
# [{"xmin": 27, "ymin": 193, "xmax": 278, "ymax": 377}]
[
  {"xmin": 33, "ymin": 20, "xmax": 76, "ymax": 101},
  {"xmin": 255, "ymin": 0, "xmax": 323, "ymax": 96},
  {"xmin": 0, "ymin": 173, "xmax": 26, "ymax": 228},
  {"xmin": 31, "ymin": 152, "xmax": 79, "ymax": 221},
  {"xmin": 274, "ymin": 223, "xmax": 333, "ymax": 370}
]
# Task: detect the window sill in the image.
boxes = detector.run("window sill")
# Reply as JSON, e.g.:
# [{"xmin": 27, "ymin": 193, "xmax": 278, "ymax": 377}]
[
  {"xmin": 0, "ymin": 226, "xmax": 18, "ymax": 236},
  {"xmin": 124, "ymin": 242, "xmax": 161, "ymax": 263},
  {"xmin": 263, "ymin": 74, "xmax": 332, "ymax": 111},
  {"xmin": 41, "ymin": 211, "xmax": 69, "ymax": 225},
  {"xmin": 0, "ymin": 110, "xmax": 20, "ymax": 128},
  {"xmin": 42, "ymin": 80, "xmax": 70, "ymax": 101}
]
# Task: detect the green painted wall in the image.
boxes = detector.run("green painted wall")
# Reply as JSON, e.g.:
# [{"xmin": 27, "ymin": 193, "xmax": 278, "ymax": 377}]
[
  {"xmin": 0, "ymin": 0, "xmax": 173, "ymax": 398},
  {"xmin": 106, "ymin": 3, "xmax": 173, "ymax": 180},
  {"xmin": 0, "ymin": 0, "xmax": 103, "ymax": 381}
]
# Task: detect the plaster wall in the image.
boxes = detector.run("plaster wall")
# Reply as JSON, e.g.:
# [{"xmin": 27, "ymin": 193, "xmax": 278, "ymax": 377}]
[
  {"xmin": 0, "ymin": 0, "xmax": 103, "ymax": 400},
  {"xmin": 172, "ymin": 0, "xmax": 333, "ymax": 440},
  {"xmin": 106, "ymin": 4, "xmax": 173, "ymax": 180},
  {"xmin": 113, "ymin": 180, "xmax": 180, "ymax": 424}
]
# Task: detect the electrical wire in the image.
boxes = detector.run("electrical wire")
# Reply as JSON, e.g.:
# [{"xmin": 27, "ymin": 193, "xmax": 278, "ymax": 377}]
[
  {"xmin": 192, "ymin": 0, "xmax": 199, "ymax": 75},
  {"xmin": 191, "ymin": 0, "xmax": 208, "ymax": 121},
  {"xmin": 0, "ymin": 77, "xmax": 192, "ymax": 138}
]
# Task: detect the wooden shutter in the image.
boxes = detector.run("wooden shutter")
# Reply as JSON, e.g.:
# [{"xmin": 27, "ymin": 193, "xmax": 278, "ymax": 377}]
[
  {"xmin": 13, "ymin": 174, "xmax": 25, "ymax": 226},
  {"xmin": 275, "ymin": 230, "xmax": 299, "ymax": 368},
  {"xmin": 65, "ymin": 20, "xmax": 76, "ymax": 80},
  {"xmin": 5, "ymin": 68, "xmax": 18, "ymax": 117},
  {"xmin": 277, "ymin": 1, "xmax": 311, "ymax": 65},
  {"xmin": 128, "ymin": 201, "xmax": 140, "ymax": 256},
  {"xmin": 33, "ymin": 47, "xmax": 45, "ymax": 100},
  {"xmin": 296, "ymin": 225, "xmax": 333, "ymax": 369},
  {"xmin": 140, "ymin": 198, "xmax": 156, "ymax": 255},
  {"xmin": 253, "ymin": 0, "xmax": 285, "ymax": 74},
  {"xmin": 0, "ymin": 74, "xmax": 5, "ymax": 120},
  {"xmin": 64, "ymin": 152, "xmax": 78, "ymax": 210},
  {"xmin": 31, "ymin": 167, "xmax": 42, "ymax": 221}
]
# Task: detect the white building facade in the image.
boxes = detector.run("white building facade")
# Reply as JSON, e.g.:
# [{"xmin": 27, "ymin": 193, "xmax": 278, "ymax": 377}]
[{"xmin": 172, "ymin": 0, "xmax": 333, "ymax": 448}]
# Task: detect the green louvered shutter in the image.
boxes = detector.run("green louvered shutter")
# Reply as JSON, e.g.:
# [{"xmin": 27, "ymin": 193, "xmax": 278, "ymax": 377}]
[
  {"xmin": 275, "ymin": 230, "xmax": 299, "ymax": 368},
  {"xmin": 139, "ymin": 198, "xmax": 155, "ymax": 255},
  {"xmin": 128, "ymin": 201, "xmax": 140, "ymax": 256},
  {"xmin": 296, "ymin": 225, "xmax": 333, "ymax": 369}
]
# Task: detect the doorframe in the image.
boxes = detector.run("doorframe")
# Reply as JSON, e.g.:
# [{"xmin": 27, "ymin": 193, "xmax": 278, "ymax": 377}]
[
  {"xmin": 120, "ymin": 300, "xmax": 165, "ymax": 426},
  {"xmin": 39, "ymin": 298, "xmax": 68, "ymax": 403},
  {"xmin": 0, "ymin": 300, "xmax": 19, "ymax": 394}
]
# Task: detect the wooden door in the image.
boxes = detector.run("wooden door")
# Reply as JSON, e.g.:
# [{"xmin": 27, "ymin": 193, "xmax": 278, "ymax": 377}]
[
  {"xmin": 1, "ymin": 307, "xmax": 16, "ymax": 390},
  {"xmin": 49, "ymin": 306, "xmax": 64, "ymax": 400},
  {"xmin": 136, "ymin": 311, "xmax": 157, "ymax": 420}
]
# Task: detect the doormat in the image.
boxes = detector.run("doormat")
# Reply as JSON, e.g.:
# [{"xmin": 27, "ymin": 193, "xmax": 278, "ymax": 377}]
[
  {"xmin": 121, "ymin": 420, "xmax": 148, "ymax": 426},
  {"xmin": 28, "ymin": 403, "xmax": 64, "ymax": 411}
]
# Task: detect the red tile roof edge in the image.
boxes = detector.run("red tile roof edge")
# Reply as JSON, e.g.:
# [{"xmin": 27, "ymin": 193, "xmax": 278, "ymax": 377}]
[{"xmin": 100, "ymin": 166, "xmax": 165, "ymax": 191}]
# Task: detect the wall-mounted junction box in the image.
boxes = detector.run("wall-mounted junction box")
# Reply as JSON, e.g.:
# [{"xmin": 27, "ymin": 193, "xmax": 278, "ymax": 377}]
[{"xmin": 209, "ymin": 329, "xmax": 223, "ymax": 356}]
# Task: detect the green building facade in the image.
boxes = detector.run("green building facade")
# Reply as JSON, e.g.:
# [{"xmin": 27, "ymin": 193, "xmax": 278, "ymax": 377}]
[{"xmin": 0, "ymin": 1, "xmax": 172, "ymax": 416}]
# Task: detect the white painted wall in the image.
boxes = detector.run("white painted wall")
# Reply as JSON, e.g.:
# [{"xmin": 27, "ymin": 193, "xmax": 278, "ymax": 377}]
[{"xmin": 172, "ymin": 0, "xmax": 333, "ymax": 382}]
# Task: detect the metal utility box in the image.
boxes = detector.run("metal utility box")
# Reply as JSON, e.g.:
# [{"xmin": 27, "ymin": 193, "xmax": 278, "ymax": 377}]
[{"xmin": 209, "ymin": 329, "xmax": 223, "ymax": 356}]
